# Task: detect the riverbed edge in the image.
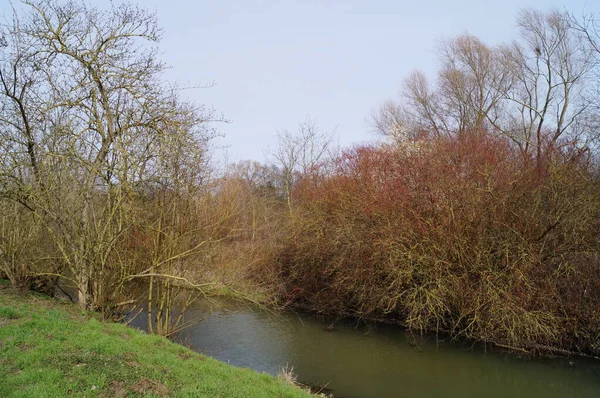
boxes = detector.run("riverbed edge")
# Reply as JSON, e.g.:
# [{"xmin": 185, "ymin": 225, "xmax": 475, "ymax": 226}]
[
  {"xmin": 285, "ymin": 301, "xmax": 600, "ymax": 361},
  {"xmin": 0, "ymin": 284, "xmax": 318, "ymax": 398}
]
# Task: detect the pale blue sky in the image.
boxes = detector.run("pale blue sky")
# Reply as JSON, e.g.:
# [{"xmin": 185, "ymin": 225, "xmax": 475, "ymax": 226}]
[{"xmin": 2, "ymin": 0, "xmax": 598, "ymax": 162}]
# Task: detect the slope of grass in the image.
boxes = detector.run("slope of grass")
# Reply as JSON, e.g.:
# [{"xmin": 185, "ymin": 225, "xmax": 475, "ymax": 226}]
[{"xmin": 0, "ymin": 284, "xmax": 312, "ymax": 398}]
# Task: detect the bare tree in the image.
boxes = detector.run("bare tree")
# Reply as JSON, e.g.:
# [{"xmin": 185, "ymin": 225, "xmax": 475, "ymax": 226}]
[
  {"xmin": 267, "ymin": 117, "xmax": 337, "ymax": 213},
  {"xmin": 373, "ymin": 9, "xmax": 598, "ymax": 169},
  {"xmin": 370, "ymin": 98, "xmax": 431, "ymax": 143},
  {"xmin": 374, "ymin": 35, "xmax": 513, "ymax": 141},
  {"xmin": 0, "ymin": 0, "xmax": 218, "ymax": 310},
  {"xmin": 502, "ymin": 9, "xmax": 596, "ymax": 164},
  {"xmin": 568, "ymin": 10, "xmax": 600, "ymax": 144},
  {"xmin": 228, "ymin": 160, "xmax": 277, "ymax": 194},
  {"xmin": 437, "ymin": 34, "xmax": 514, "ymax": 134},
  {"xmin": 403, "ymin": 71, "xmax": 448, "ymax": 137}
]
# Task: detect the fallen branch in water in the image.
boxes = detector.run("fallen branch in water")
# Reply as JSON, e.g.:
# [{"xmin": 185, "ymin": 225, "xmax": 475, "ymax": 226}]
[
  {"xmin": 494, "ymin": 342, "xmax": 530, "ymax": 355},
  {"xmin": 125, "ymin": 273, "xmax": 218, "ymax": 289},
  {"xmin": 492, "ymin": 341, "xmax": 600, "ymax": 360}
]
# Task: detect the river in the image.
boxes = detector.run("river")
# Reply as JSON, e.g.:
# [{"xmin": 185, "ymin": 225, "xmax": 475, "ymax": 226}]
[{"xmin": 128, "ymin": 299, "xmax": 600, "ymax": 398}]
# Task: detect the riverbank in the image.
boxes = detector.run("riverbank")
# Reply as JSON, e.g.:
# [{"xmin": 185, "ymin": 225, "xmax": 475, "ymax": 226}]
[
  {"xmin": 0, "ymin": 284, "xmax": 313, "ymax": 398},
  {"xmin": 287, "ymin": 302, "xmax": 600, "ymax": 360}
]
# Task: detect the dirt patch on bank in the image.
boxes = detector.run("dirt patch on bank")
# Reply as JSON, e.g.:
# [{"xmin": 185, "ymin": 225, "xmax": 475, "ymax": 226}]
[{"xmin": 131, "ymin": 378, "xmax": 169, "ymax": 396}]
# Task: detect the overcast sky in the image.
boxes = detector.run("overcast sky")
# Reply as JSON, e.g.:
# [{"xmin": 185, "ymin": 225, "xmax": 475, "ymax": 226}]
[{"xmin": 2, "ymin": 0, "xmax": 598, "ymax": 163}]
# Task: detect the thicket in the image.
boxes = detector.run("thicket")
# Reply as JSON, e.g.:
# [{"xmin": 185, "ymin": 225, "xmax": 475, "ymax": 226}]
[
  {"xmin": 0, "ymin": 0, "xmax": 282, "ymax": 336},
  {"xmin": 277, "ymin": 134, "xmax": 600, "ymax": 354},
  {"xmin": 268, "ymin": 8, "xmax": 600, "ymax": 355}
]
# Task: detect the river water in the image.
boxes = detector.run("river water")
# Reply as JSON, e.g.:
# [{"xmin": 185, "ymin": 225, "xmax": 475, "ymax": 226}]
[{"xmin": 129, "ymin": 299, "xmax": 600, "ymax": 398}]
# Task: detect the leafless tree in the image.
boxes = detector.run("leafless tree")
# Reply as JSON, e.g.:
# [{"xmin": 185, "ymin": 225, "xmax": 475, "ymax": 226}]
[
  {"xmin": 437, "ymin": 34, "xmax": 514, "ymax": 134},
  {"xmin": 501, "ymin": 9, "xmax": 596, "ymax": 164},
  {"xmin": 370, "ymin": 99, "xmax": 420, "ymax": 142},
  {"xmin": 0, "ymin": 0, "xmax": 218, "ymax": 310},
  {"xmin": 374, "ymin": 35, "xmax": 513, "ymax": 140},
  {"xmin": 267, "ymin": 117, "xmax": 337, "ymax": 213},
  {"xmin": 372, "ymin": 9, "xmax": 598, "ymax": 169},
  {"xmin": 568, "ymin": 10, "xmax": 600, "ymax": 145}
]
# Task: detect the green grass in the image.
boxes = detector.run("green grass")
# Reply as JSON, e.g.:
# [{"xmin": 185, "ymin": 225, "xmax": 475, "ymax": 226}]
[{"xmin": 0, "ymin": 286, "xmax": 313, "ymax": 398}]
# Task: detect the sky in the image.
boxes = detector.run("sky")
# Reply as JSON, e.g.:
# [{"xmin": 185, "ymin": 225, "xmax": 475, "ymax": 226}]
[{"xmin": 2, "ymin": 0, "xmax": 599, "ymax": 163}]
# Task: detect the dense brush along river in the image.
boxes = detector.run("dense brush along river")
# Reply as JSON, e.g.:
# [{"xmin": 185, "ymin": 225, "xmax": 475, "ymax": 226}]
[{"xmin": 127, "ymin": 299, "xmax": 600, "ymax": 397}]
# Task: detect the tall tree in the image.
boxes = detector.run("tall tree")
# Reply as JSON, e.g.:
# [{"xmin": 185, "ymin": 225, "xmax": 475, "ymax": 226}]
[
  {"xmin": 0, "ymin": 0, "xmax": 216, "ymax": 308},
  {"xmin": 267, "ymin": 117, "xmax": 337, "ymax": 213},
  {"xmin": 373, "ymin": 9, "xmax": 598, "ymax": 167}
]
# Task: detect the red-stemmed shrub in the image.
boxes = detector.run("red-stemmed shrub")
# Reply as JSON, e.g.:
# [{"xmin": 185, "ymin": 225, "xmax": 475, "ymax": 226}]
[{"xmin": 277, "ymin": 132, "xmax": 600, "ymax": 354}]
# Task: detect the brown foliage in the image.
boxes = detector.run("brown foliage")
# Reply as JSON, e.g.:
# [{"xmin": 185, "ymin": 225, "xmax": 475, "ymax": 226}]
[{"xmin": 277, "ymin": 133, "xmax": 600, "ymax": 354}]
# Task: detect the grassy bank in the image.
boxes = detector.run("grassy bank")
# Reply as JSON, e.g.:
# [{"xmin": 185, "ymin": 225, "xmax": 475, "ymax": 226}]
[{"xmin": 0, "ymin": 284, "xmax": 312, "ymax": 398}]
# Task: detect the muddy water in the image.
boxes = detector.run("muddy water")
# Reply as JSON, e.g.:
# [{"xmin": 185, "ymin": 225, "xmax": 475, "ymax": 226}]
[{"xmin": 129, "ymin": 300, "xmax": 600, "ymax": 398}]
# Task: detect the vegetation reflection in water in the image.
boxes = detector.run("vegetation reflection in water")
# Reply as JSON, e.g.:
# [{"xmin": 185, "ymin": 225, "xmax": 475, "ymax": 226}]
[{"xmin": 128, "ymin": 299, "xmax": 600, "ymax": 398}]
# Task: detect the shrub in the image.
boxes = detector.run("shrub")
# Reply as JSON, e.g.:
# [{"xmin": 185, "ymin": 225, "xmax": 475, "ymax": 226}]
[{"xmin": 278, "ymin": 133, "xmax": 600, "ymax": 354}]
